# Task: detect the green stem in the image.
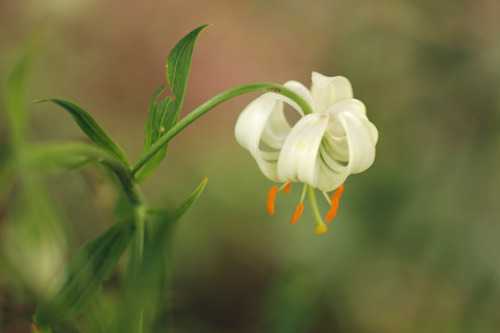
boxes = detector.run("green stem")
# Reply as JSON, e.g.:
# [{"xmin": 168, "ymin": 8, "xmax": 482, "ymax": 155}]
[
  {"xmin": 130, "ymin": 82, "xmax": 314, "ymax": 176},
  {"xmin": 127, "ymin": 201, "xmax": 146, "ymax": 333}
]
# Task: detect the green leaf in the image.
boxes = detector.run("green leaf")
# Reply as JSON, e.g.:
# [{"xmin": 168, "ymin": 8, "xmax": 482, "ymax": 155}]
[
  {"xmin": 115, "ymin": 175, "xmax": 208, "ymax": 332},
  {"xmin": 22, "ymin": 143, "xmax": 102, "ymax": 170},
  {"xmin": 136, "ymin": 24, "xmax": 209, "ymax": 182},
  {"xmin": 159, "ymin": 173, "xmax": 210, "ymax": 223},
  {"xmin": 3, "ymin": 26, "xmax": 45, "ymax": 147},
  {"xmin": 33, "ymin": 98, "xmax": 130, "ymax": 167},
  {"xmin": 34, "ymin": 221, "xmax": 135, "ymax": 330}
]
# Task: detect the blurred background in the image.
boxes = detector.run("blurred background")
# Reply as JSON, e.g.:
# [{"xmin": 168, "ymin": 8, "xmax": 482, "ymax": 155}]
[{"xmin": 1, "ymin": 0, "xmax": 500, "ymax": 332}]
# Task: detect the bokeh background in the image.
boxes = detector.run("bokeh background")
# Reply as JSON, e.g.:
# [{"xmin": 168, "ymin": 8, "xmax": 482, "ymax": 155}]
[{"xmin": 1, "ymin": 0, "xmax": 500, "ymax": 332}]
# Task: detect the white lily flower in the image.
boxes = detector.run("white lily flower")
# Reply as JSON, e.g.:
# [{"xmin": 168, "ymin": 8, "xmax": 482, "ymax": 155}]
[{"xmin": 235, "ymin": 72, "xmax": 378, "ymax": 233}]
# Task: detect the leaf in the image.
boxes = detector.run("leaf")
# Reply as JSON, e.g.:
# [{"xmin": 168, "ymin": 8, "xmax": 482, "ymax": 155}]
[
  {"xmin": 22, "ymin": 143, "xmax": 102, "ymax": 170},
  {"xmin": 163, "ymin": 173, "xmax": 209, "ymax": 222},
  {"xmin": 33, "ymin": 221, "xmax": 135, "ymax": 330},
  {"xmin": 33, "ymin": 98, "xmax": 130, "ymax": 167},
  {"xmin": 114, "ymin": 175, "xmax": 209, "ymax": 332},
  {"xmin": 136, "ymin": 24, "xmax": 209, "ymax": 182},
  {"xmin": 3, "ymin": 25, "xmax": 45, "ymax": 147}
]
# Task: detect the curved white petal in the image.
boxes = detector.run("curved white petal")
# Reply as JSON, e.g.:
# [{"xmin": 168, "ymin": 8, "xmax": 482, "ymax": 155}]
[
  {"xmin": 235, "ymin": 94, "xmax": 284, "ymax": 181},
  {"xmin": 338, "ymin": 111, "xmax": 377, "ymax": 174},
  {"xmin": 311, "ymin": 72, "xmax": 353, "ymax": 113},
  {"xmin": 254, "ymin": 150, "xmax": 281, "ymax": 181},
  {"xmin": 316, "ymin": 105, "xmax": 378, "ymax": 191},
  {"xmin": 281, "ymin": 80, "xmax": 316, "ymax": 112},
  {"xmin": 260, "ymin": 99, "xmax": 291, "ymax": 150},
  {"xmin": 277, "ymin": 113, "xmax": 329, "ymax": 187},
  {"xmin": 235, "ymin": 94, "xmax": 276, "ymax": 153},
  {"xmin": 316, "ymin": 161, "xmax": 349, "ymax": 192},
  {"xmin": 326, "ymin": 99, "xmax": 367, "ymax": 117}
]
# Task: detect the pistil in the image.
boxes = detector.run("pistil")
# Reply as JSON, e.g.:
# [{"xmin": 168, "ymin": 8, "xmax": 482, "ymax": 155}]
[{"xmin": 308, "ymin": 186, "xmax": 328, "ymax": 234}]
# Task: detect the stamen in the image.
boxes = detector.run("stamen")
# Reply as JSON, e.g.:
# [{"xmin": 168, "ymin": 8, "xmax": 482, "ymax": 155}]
[
  {"xmin": 290, "ymin": 184, "xmax": 307, "ymax": 224},
  {"xmin": 267, "ymin": 186, "xmax": 279, "ymax": 215},
  {"xmin": 322, "ymin": 191, "xmax": 331, "ymax": 204},
  {"xmin": 325, "ymin": 185, "xmax": 344, "ymax": 222},
  {"xmin": 290, "ymin": 203, "xmax": 304, "ymax": 225},
  {"xmin": 283, "ymin": 182, "xmax": 291, "ymax": 194},
  {"xmin": 278, "ymin": 181, "xmax": 291, "ymax": 194},
  {"xmin": 300, "ymin": 183, "xmax": 308, "ymax": 202}
]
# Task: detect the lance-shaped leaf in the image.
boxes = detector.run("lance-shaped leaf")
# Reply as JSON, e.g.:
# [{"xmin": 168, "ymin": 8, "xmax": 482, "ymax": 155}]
[
  {"xmin": 115, "ymin": 175, "xmax": 209, "ymax": 332},
  {"xmin": 33, "ymin": 221, "xmax": 135, "ymax": 330},
  {"xmin": 3, "ymin": 26, "xmax": 45, "ymax": 147},
  {"xmin": 22, "ymin": 143, "xmax": 103, "ymax": 170},
  {"xmin": 136, "ymin": 24, "xmax": 209, "ymax": 182},
  {"xmin": 33, "ymin": 98, "xmax": 130, "ymax": 167},
  {"xmin": 154, "ymin": 173, "xmax": 209, "ymax": 225}
]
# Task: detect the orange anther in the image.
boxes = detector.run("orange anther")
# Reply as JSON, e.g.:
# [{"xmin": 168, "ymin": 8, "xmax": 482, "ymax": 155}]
[
  {"xmin": 267, "ymin": 186, "xmax": 279, "ymax": 215},
  {"xmin": 283, "ymin": 182, "xmax": 291, "ymax": 194},
  {"xmin": 290, "ymin": 203, "xmax": 304, "ymax": 225},
  {"xmin": 314, "ymin": 224, "xmax": 328, "ymax": 234},
  {"xmin": 334, "ymin": 184, "xmax": 345, "ymax": 198},
  {"xmin": 325, "ymin": 185, "xmax": 344, "ymax": 222},
  {"xmin": 325, "ymin": 202, "xmax": 339, "ymax": 222}
]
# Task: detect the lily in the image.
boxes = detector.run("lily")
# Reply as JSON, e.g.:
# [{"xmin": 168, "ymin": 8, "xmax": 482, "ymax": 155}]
[{"xmin": 235, "ymin": 72, "xmax": 378, "ymax": 233}]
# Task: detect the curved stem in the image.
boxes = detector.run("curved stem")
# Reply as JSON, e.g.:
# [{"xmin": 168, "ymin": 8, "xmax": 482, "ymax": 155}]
[{"xmin": 130, "ymin": 82, "xmax": 314, "ymax": 176}]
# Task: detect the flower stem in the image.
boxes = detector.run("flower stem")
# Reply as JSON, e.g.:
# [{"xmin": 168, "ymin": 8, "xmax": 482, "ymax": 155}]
[
  {"xmin": 130, "ymin": 82, "xmax": 314, "ymax": 176},
  {"xmin": 127, "ymin": 201, "xmax": 147, "ymax": 332}
]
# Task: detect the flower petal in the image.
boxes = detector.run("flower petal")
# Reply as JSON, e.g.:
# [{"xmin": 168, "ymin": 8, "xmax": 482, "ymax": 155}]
[
  {"xmin": 274, "ymin": 80, "xmax": 316, "ymax": 113},
  {"xmin": 277, "ymin": 113, "xmax": 329, "ymax": 187},
  {"xmin": 235, "ymin": 94, "xmax": 284, "ymax": 181},
  {"xmin": 311, "ymin": 72, "xmax": 353, "ymax": 113},
  {"xmin": 316, "ymin": 140, "xmax": 350, "ymax": 192},
  {"xmin": 260, "ymin": 99, "xmax": 291, "ymax": 150},
  {"xmin": 325, "ymin": 99, "xmax": 378, "ymax": 143},
  {"xmin": 315, "ymin": 109, "xmax": 377, "ymax": 191},
  {"xmin": 316, "ymin": 107, "xmax": 377, "ymax": 191},
  {"xmin": 338, "ymin": 111, "xmax": 377, "ymax": 174}
]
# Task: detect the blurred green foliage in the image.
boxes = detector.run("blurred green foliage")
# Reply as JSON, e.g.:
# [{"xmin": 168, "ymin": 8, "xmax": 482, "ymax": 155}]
[{"xmin": 1, "ymin": 0, "xmax": 500, "ymax": 332}]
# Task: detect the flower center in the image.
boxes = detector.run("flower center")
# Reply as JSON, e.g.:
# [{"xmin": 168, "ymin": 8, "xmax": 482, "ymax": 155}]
[{"xmin": 266, "ymin": 182, "xmax": 345, "ymax": 234}]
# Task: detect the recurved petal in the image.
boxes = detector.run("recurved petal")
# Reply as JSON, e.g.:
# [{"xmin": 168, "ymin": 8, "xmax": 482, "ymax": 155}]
[
  {"xmin": 315, "ymin": 102, "xmax": 378, "ymax": 191},
  {"xmin": 260, "ymin": 99, "xmax": 291, "ymax": 150},
  {"xmin": 277, "ymin": 113, "xmax": 329, "ymax": 187},
  {"xmin": 265, "ymin": 80, "xmax": 315, "ymax": 117},
  {"xmin": 235, "ymin": 94, "xmax": 285, "ymax": 182},
  {"xmin": 325, "ymin": 99, "xmax": 378, "ymax": 143},
  {"xmin": 254, "ymin": 150, "xmax": 281, "ymax": 181},
  {"xmin": 281, "ymin": 80, "xmax": 316, "ymax": 113},
  {"xmin": 338, "ymin": 111, "xmax": 377, "ymax": 174},
  {"xmin": 311, "ymin": 72, "xmax": 353, "ymax": 113},
  {"xmin": 235, "ymin": 94, "xmax": 280, "ymax": 154},
  {"xmin": 315, "ymin": 130, "xmax": 351, "ymax": 192}
]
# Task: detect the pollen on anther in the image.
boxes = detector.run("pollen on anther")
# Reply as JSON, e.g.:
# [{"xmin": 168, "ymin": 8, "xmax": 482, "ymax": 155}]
[
  {"xmin": 160, "ymin": 126, "xmax": 165, "ymax": 133},
  {"xmin": 283, "ymin": 182, "xmax": 291, "ymax": 194},
  {"xmin": 326, "ymin": 185, "xmax": 344, "ymax": 222},
  {"xmin": 267, "ymin": 186, "xmax": 279, "ymax": 215},
  {"xmin": 290, "ymin": 203, "xmax": 304, "ymax": 225}
]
